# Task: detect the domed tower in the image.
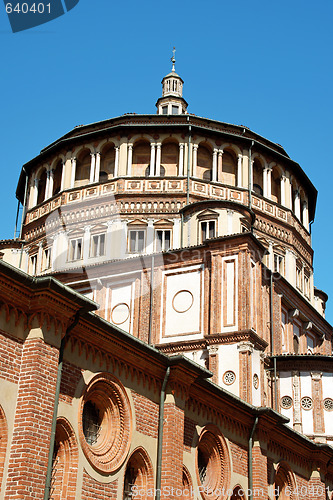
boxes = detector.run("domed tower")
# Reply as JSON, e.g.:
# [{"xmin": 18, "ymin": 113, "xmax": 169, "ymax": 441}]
[{"xmin": 156, "ymin": 48, "xmax": 188, "ymax": 115}]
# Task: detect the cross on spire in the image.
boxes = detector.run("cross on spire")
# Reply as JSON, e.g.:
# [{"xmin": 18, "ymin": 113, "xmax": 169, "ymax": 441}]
[{"xmin": 171, "ymin": 46, "xmax": 176, "ymax": 72}]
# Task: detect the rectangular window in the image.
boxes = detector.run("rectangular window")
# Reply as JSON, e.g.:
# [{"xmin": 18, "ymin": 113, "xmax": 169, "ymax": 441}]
[
  {"xmin": 304, "ymin": 272, "xmax": 310, "ymax": 298},
  {"xmin": 201, "ymin": 220, "xmax": 216, "ymax": 242},
  {"xmin": 172, "ymin": 105, "xmax": 179, "ymax": 115},
  {"xmin": 43, "ymin": 248, "xmax": 51, "ymax": 270},
  {"xmin": 30, "ymin": 254, "xmax": 37, "ymax": 275},
  {"xmin": 90, "ymin": 234, "xmax": 106, "ymax": 258},
  {"xmin": 68, "ymin": 238, "xmax": 83, "ymax": 261},
  {"xmin": 296, "ymin": 265, "xmax": 302, "ymax": 291},
  {"xmin": 162, "ymin": 106, "xmax": 168, "ymax": 115},
  {"xmin": 306, "ymin": 333, "xmax": 315, "ymax": 354},
  {"xmin": 129, "ymin": 230, "xmax": 145, "ymax": 253},
  {"xmin": 156, "ymin": 229, "xmax": 171, "ymax": 252},
  {"xmin": 274, "ymin": 254, "xmax": 284, "ymax": 275}
]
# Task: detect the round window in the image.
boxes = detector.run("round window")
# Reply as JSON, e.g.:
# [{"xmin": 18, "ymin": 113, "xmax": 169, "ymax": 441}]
[
  {"xmin": 196, "ymin": 425, "xmax": 230, "ymax": 500},
  {"xmin": 324, "ymin": 398, "xmax": 333, "ymax": 412},
  {"xmin": 301, "ymin": 396, "xmax": 313, "ymax": 410},
  {"xmin": 79, "ymin": 373, "xmax": 132, "ymax": 473},
  {"xmin": 223, "ymin": 371, "xmax": 236, "ymax": 385},
  {"xmin": 280, "ymin": 396, "xmax": 293, "ymax": 409}
]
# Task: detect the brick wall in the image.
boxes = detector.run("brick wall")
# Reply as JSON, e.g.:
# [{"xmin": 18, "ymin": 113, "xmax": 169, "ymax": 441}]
[
  {"xmin": 59, "ymin": 361, "xmax": 82, "ymax": 404},
  {"xmin": 183, "ymin": 417, "xmax": 196, "ymax": 452},
  {"xmin": 229, "ymin": 441, "xmax": 248, "ymax": 477},
  {"xmin": 4, "ymin": 336, "xmax": 59, "ymax": 499},
  {"xmin": 0, "ymin": 330, "xmax": 22, "ymax": 384},
  {"xmin": 252, "ymin": 445, "xmax": 267, "ymax": 500},
  {"xmin": 0, "ymin": 405, "xmax": 8, "ymax": 493},
  {"xmin": 132, "ymin": 391, "xmax": 159, "ymax": 438},
  {"xmin": 161, "ymin": 402, "xmax": 184, "ymax": 499},
  {"xmin": 81, "ymin": 470, "xmax": 118, "ymax": 499}
]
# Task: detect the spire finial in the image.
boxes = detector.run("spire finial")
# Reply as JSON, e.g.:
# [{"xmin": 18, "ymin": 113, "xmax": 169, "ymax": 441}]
[{"xmin": 171, "ymin": 46, "xmax": 176, "ymax": 72}]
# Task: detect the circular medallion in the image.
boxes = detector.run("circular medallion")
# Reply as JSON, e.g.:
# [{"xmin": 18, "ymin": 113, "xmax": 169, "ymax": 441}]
[
  {"xmin": 324, "ymin": 398, "xmax": 333, "ymax": 411},
  {"xmin": 253, "ymin": 373, "xmax": 259, "ymax": 390},
  {"xmin": 280, "ymin": 396, "xmax": 293, "ymax": 409},
  {"xmin": 301, "ymin": 396, "xmax": 313, "ymax": 410},
  {"xmin": 172, "ymin": 290, "xmax": 194, "ymax": 313},
  {"xmin": 111, "ymin": 303, "xmax": 130, "ymax": 325},
  {"xmin": 223, "ymin": 371, "xmax": 236, "ymax": 385}
]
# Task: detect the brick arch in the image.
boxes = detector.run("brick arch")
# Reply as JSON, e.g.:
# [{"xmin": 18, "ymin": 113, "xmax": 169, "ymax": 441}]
[
  {"xmin": 181, "ymin": 465, "xmax": 194, "ymax": 499},
  {"xmin": 196, "ymin": 423, "xmax": 231, "ymax": 500},
  {"xmin": 123, "ymin": 446, "xmax": 154, "ymax": 500},
  {"xmin": 274, "ymin": 461, "xmax": 298, "ymax": 500},
  {"xmin": 52, "ymin": 417, "xmax": 79, "ymax": 500},
  {"xmin": 0, "ymin": 405, "xmax": 8, "ymax": 489},
  {"xmin": 231, "ymin": 485, "xmax": 247, "ymax": 499}
]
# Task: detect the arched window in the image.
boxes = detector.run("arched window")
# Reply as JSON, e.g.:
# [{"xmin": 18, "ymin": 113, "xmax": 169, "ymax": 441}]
[
  {"xmin": 52, "ymin": 418, "xmax": 78, "ymax": 500},
  {"xmin": 231, "ymin": 486, "xmax": 246, "ymax": 499},
  {"xmin": 271, "ymin": 167, "xmax": 281, "ymax": 204},
  {"xmin": 197, "ymin": 145, "xmax": 212, "ymax": 181},
  {"xmin": 123, "ymin": 448, "xmax": 154, "ymax": 500},
  {"xmin": 161, "ymin": 141, "xmax": 178, "ymax": 176},
  {"xmin": 132, "ymin": 141, "xmax": 150, "ymax": 177},
  {"xmin": 274, "ymin": 462, "xmax": 297, "ymax": 499},
  {"xmin": 36, "ymin": 169, "xmax": 47, "ymax": 205},
  {"xmin": 52, "ymin": 160, "xmax": 62, "ymax": 196},
  {"xmin": 253, "ymin": 158, "xmax": 263, "ymax": 196},
  {"xmin": 75, "ymin": 150, "xmax": 91, "ymax": 187},
  {"xmin": 221, "ymin": 150, "xmax": 236, "ymax": 186},
  {"xmin": 100, "ymin": 144, "xmax": 115, "ymax": 181}
]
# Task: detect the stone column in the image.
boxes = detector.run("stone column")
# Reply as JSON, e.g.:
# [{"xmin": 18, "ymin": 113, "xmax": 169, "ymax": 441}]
[
  {"xmin": 285, "ymin": 172, "xmax": 292, "ymax": 209},
  {"xmin": 263, "ymin": 168, "xmax": 268, "ymax": 198},
  {"xmin": 90, "ymin": 153, "xmax": 96, "ymax": 183},
  {"xmin": 33, "ymin": 178, "xmax": 39, "ymax": 206},
  {"xmin": 218, "ymin": 150, "xmax": 223, "ymax": 182},
  {"xmin": 192, "ymin": 144, "xmax": 198, "ymax": 177},
  {"xmin": 280, "ymin": 175, "xmax": 286, "ymax": 206},
  {"xmin": 212, "ymin": 149, "xmax": 218, "ymax": 182},
  {"xmin": 114, "ymin": 147, "xmax": 119, "ymax": 177},
  {"xmin": 294, "ymin": 189, "xmax": 301, "ymax": 219},
  {"xmin": 178, "ymin": 143, "xmax": 184, "ymax": 176},
  {"xmin": 227, "ymin": 209, "xmax": 233, "ymax": 235},
  {"xmin": 302, "ymin": 200, "xmax": 309, "ymax": 230},
  {"xmin": 95, "ymin": 152, "xmax": 101, "ymax": 182},
  {"xmin": 48, "ymin": 169, "xmax": 54, "ymax": 198},
  {"xmin": 146, "ymin": 219, "xmax": 154, "ymax": 254},
  {"xmin": 237, "ymin": 154, "xmax": 242, "ymax": 187},
  {"xmin": 70, "ymin": 157, "xmax": 76, "ymax": 188},
  {"xmin": 127, "ymin": 144, "xmax": 133, "ymax": 176},
  {"xmin": 267, "ymin": 166, "xmax": 272, "ymax": 199},
  {"xmin": 268, "ymin": 240, "xmax": 274, "ymax": 271},
  {"xmin": 60, "ymin": 161, "xmax": 66, "ymax": 191},
  {"xmin": 155, "ymin": 143, "xmax": 161, "ymax": 177},
  {"xmin": 149, "ymin": 143, "xmax": 156, "ymax": 176}
]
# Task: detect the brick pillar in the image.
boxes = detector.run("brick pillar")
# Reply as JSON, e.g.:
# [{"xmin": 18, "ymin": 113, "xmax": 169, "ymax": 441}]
[
  {"xmin": 312, "ymin": 372, "xmax": 325, "ymax": 436},
  {"xmin": 309, "ymin": 470, "xmax": 327, "ymax": 500},
  {"xmin": 238, "ymin": 342, "xmax": 253, "ymax": 404},
  {"xmin": 252, "ymin": 442, "xmax": 268, "ymax": 500},
  {"xmin": 4, "ymin": 331, "xmax": 59, "ymax": 499},
  {"xmin": 207, "ymin": 345, "xmax": 218, "ymax": 384},
  {"xmin": 160, "ymin": 392, "xmax": 185, "ymax": 500}
]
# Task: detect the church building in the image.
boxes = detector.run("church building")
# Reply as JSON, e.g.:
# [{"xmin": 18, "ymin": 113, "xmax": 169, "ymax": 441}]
[{"xmin": 0, "ymin": 53, "xmax": 332, "ymax": 499}]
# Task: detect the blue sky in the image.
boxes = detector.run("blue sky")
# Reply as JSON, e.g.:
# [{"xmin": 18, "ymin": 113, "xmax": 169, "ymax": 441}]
[{"xmin": 0, "ymin": 0, "xmax": 332, "ymax": 322}]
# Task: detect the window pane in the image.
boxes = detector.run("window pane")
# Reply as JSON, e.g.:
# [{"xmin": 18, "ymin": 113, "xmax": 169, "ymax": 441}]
[
  {"xmin": 172, "ymin": 105, "xmax": 178, "ymax": 115},
  {"xmin": 164, "ymin": 231, "xmax": 171, "ymax": 250},
  {"xmin": 209, "ymin": 221, "xmax": 215, "ymax": 238},
  {"xmin": 138, "ymin": 231, "xmax": 145, "ymax": 252},
  {"xmin": 201, "ymin": 222, "xmax": 207, "ymax": 241},
  {"xmin": 156, "ymin": 230, "xmax": 163, "ymax": 251},
  {"xmin": 129, "ymin": 231, "xmax": 136, "ymax": 252},
  {"xmin": 100, "ymin": 234, "xmax": 105, "ymax": 256},
  {"xmin": 162, "ymin": 106, "xmax": 168, "ymax": 115}
]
